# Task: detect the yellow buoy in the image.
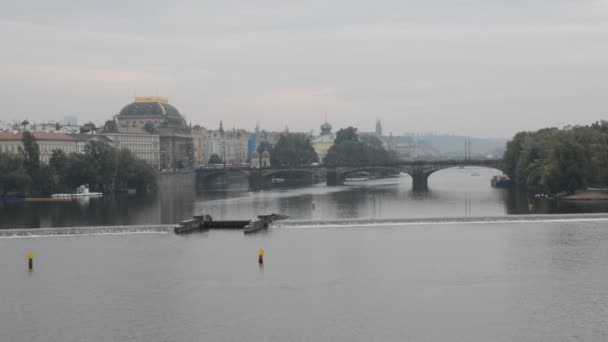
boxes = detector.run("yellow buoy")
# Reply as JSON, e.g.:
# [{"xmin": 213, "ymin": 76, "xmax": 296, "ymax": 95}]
[{"xmin": 27, "ymin": 252, "xmax": 33, "ymax": 270}]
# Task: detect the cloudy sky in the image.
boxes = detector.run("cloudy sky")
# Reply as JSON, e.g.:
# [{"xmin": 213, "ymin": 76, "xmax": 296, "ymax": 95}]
[{"xmin": 1, "ymin": 0, "xmax": 608, "ymax": 137}]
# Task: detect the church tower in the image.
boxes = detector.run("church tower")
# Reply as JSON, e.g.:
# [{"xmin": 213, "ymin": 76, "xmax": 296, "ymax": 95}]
[{"xmin": 375, "ymin": 119, "xmax": 383, "ymax": 136}]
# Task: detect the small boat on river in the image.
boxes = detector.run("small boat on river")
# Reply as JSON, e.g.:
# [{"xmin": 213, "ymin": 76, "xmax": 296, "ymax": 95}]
[
  {"xmin": 52, "ymin": 185, "xmax": 103, "ymax": 198},
  {"xmin": 271, "ymin": 177, "xmax": 286, "ymax": 184}
]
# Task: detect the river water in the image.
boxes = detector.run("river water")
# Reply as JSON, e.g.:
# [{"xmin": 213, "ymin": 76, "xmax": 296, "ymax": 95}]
[
  {"xmin": 1, "ymin": 168, "xmax": 607, "ymax": 229},
  {"xmin": 2, "ymin": 168, "xmax": 608, "ymax": 341}
]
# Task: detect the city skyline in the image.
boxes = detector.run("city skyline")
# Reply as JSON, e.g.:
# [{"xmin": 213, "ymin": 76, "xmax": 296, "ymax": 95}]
[{"xmin": 2, "ymin": 1, "xmax": 608, "ymax": 138}]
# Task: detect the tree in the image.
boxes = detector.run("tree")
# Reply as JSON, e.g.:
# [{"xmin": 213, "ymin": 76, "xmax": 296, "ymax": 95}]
[
  {"xmin": 502, "ymin": 123, "xmax": 605, "ymax": 194},
  {"xmin": 20, "ymin": 131, "xmax": 39, "ymax": 176},
  {"xmin": 208, "ymin": 154, "xmax": 222, "ymax": 164},
  {"xmin": 256, "ymin": 141, "xmax": 274, "ymax": 155},
  {"xmin": 47, "ymin": 150, "xmax": 68, "ymax": 193},
  {"xmin": 115, "ymin": 149, "xmax": 157, "ymax": 192},
  {"xmin": 334, "ymin": 127, "xmax": 358, "ymax": 145},
  {"xmin": 270, "ymin": 133, "xmax": 318, "ymax": 167},
  {"xmin": 0, "ymin": 152, "xmax": 30, "ymax": 196},
  {"xmin": 324, "ymin": 129, "xmax": 396, "ymax": 166},
  {"xmin": 84, "ymin": 140, "xmax": 118, "ymax": 191},
  {"xmin": 64, "ymin": 153, "xmax": 97, "ymax": 190},
  {"xmin": 49, "ymin": 150, "xmax": 68, "ymax": 175}
]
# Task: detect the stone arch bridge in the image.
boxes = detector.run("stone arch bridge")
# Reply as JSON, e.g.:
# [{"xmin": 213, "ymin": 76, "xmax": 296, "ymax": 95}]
[{"xmin": 196, "ymin": 159, "xmax": 503, "ymax": 191}]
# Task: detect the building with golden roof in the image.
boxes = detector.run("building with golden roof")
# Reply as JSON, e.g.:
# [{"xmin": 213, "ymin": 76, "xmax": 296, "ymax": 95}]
[{"xmin": 112, "ymin": 96, "xmax": 193, "ymax": 169}]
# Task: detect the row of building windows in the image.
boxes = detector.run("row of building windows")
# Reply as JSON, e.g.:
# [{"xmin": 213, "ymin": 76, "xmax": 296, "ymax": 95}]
[
  {"xmin": 0, "ymin": 144, "xmax": 18, "ymax": 153},
  {"xmin": 120, "ymin": 143, "xmax": 158, "ymax": 152},
  {"xmin": 123, "ymin": 120, "xmax": 160, "ymax": 126},
  {"xmin": 40, "ymin": 144, "xmax": 77, "ymax": 153},
  {"xmin": 115, "ymin": 136, "xmax": 159, "ymax": 143}
]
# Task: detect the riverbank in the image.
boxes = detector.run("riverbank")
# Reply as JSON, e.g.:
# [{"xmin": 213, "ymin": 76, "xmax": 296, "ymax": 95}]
[{"xmin": 560, "ymin": 190, "xmax": 608, "ymax": 201}]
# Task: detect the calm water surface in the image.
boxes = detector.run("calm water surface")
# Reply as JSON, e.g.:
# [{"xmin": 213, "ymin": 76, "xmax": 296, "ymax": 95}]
[
  {"xmin": 2, "ymin": 168, "xmax": 608, "ymax": 341},
  {"xmin": 2, "ymin": 168, "xmax": 607, "ymax": 229},
  {"xmin": 2, "ymin": 219, "xmax": 608, "ymax": 341}
]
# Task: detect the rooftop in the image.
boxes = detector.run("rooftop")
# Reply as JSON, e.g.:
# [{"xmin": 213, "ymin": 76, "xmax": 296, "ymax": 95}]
[{"xmin": 0, "ymin": 132, "xmax": 75, "ymax": 141}]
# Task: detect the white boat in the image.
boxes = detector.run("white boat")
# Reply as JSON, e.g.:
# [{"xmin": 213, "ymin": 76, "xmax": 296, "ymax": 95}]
[
  {"xmin": 271, "ymin": 177, "xmax": 285, "ymax": 184},
  {"xmin": 52, "ymin": 185, "xmax": 103, "ymax": 198},
  {"xmin": 345, "ymin": 171, "xmax": 373, "ymax": 182},
  {"xmin": 345, "ymin": 177, "xmax": 371, "ymax": 181}
]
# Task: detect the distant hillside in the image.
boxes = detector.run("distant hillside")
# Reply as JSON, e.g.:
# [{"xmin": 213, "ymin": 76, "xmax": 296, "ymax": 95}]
[{"xmin": 401, "ymin": 133, "xmax": 507, "ymax": 158}]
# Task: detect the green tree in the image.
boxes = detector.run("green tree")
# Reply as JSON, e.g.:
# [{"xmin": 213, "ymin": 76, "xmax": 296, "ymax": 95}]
[
  {"xmin": 256, "ymin": 141, "xmax": 274, "ymax": 155},
  {"xmin": 116, "ymin": 149, "xmax": 157, "ymax": 193},
  {"xmin": 49, "ymin": 149, "xmax": 68, "ymax": 175},
  {"xmin": 503, "ymin": 124, "xmax": 605, "ymax": 194},
  {"xmin": 0, "ymin": 152, "xmax": 30, "ymax": 196},
  {"xmin": 324, "ymin": 129, "xmax": 396, "ymax": 166},
  {"xmin": 48, "ymin": 149, "xmax": 69, "ymax": 192},
  {"xmin": 64, "ymin": 153, "xmax": 97, "ymax": 189},
  {"xmin": 20, "ymin": 131, "xmax": 40, "ymax": 176},
  {"xmin": 334, "ymin": 127, "xmax": 358, "ymax": 145},
  {"xmin": 84, "ymin": 140, "xmax": 118, "ymax": 191},
  {"xmin": 270, "ymin": 133, "xmax": 318, "ymax": 167},
  {"xmin": 208, "ymin": 154, "xmax": 222, "ymax": 164}
]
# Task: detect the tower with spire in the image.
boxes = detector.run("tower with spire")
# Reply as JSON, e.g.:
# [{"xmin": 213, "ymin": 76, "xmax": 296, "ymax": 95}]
[{"xmin": 375, "ymin": 119, "xmax": 383, "ymax": 136}]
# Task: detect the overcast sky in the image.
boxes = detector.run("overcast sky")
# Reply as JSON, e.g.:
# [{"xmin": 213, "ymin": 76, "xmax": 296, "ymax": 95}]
[{"xmin": 1, "ymin": 1, "xmax": 608, "ymax": 137}]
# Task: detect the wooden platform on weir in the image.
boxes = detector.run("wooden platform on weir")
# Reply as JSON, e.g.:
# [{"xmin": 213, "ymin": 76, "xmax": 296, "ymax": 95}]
[{"xmin": 174, "ymin": 214, "xmax": 288, "ymax": 235}]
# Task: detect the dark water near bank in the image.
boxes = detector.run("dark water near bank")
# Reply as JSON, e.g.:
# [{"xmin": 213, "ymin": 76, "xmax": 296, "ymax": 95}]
[{"xmin": 1, "ymin": 168, "xmax": 607, "ymax": 229}]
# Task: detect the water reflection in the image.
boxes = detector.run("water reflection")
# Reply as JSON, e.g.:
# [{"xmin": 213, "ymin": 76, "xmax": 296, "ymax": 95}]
[{"xmin": 2, "ymin": 168, "xmax": 608, "ymax": 228}]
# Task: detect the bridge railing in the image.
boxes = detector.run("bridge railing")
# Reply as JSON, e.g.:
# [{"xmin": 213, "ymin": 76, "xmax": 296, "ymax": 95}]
[{"xmin": 196, "ymin": 158, "xmax": 503, "ymax": 171}]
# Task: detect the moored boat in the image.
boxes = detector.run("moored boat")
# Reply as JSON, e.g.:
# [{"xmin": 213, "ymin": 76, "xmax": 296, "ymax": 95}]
[{"xmin": 52, "ymin": 185, "xmax": 103, "ymax": 198}]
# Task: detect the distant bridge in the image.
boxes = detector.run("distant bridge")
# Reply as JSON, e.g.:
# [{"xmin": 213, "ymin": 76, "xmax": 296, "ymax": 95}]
[{"xmin": 196, "ymin": 159, "xmax": 504, "ymax": 191}]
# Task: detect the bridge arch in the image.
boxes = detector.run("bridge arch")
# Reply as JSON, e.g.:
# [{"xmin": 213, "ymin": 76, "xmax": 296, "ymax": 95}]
[
  {"xmin": 400, "ymin": 161, "xmax": 504, "ymax": 191},
  {"xmin": 330, "ymin": 160, "xmax": 504, "ymax": 190},
  {"xmin": 338, "ymin": 167, "xmax": 402, "ymax": 180},
  {"xmin": 196, "ymin": 168, "xmax": 251, "ymax": 188}
]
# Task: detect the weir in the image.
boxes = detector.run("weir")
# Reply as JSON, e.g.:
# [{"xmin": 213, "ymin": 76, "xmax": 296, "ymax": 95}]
[{"xmin": 3, "ymin": 213, "xmax": 608, "ymax": 238}]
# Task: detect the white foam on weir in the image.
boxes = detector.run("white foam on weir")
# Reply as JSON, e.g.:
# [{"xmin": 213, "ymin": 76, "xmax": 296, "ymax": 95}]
[
  {"xmin": 0, "ymin": 230, "xmax": 171, "ymax": 240},
  {"xmin": 276, "ymin": 214, "xmax": 608, "ymax": 229},
  {"xmin": 0, "ymin": 225, "xmax": 175, "ymax": 239},
  {"xmin": 2, "ymin": 214, "xmax": 608, "ymax": 238}
]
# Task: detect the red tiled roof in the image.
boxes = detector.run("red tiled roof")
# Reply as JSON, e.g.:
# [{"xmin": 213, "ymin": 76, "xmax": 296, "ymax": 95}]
[{"xmin": 0, "ymin": 132, "xmax": 75, "ymax": 141}]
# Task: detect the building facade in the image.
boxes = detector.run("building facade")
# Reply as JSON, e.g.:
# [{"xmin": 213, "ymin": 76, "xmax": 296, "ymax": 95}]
[
  {"xmin": 0, "ymin": 132, "xmax": 76, "ymax": 163},
  {"xmin": 0, "ymin": 132, "xmax": 108, "ymax": 163},
  {"xmin": 114, "ymin": 96, "xmax": 193, "ymax": 169},
  {"xmin": 102, "ymin": 133, "xmax": 160, "ymax": 169},
  {"xmin": 311, "ymin": 121, "xmax": 335, "ymax": 163},
  {"xmin": 192, "ymin": 122, "xmax": 250, "ymax": 165}
]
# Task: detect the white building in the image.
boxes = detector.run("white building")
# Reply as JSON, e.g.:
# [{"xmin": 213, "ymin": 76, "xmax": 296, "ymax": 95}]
[
  {"xmin": 102, "ymin": 133, "xmax": 161, "ymax": 169},
  {"xmin": 311, "ymin": 121, "xmax": 335, "ymax": 162},
  {"xmin": 0, "ymin": 132, "xmax": 79, "ymax": 163},
  {"xmin": 0, "ymin": 120, "xmax": 12, "ymax": 132},
  {"xmin": 192, "ymin": 123, "xmax": 250, "ymax": 165}
]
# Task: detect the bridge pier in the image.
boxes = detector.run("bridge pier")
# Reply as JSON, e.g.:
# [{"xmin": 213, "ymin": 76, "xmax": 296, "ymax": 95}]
[
  {"xmin": 326, "ymin": 169, "xmax": 344, "ymax": 186},
  {"xmin": 249, "ymin": 171, "xmax": 264, "ymax": 190},
  {"xmin": 411, "ymin": 172, "xmax": 429, "ymax": 191}
]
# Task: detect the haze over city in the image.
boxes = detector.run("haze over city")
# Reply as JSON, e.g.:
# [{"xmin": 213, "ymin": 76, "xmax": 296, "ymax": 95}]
[{"xmin": 2, "ymin": 0, "xmax": 608, "ymax": 137}]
